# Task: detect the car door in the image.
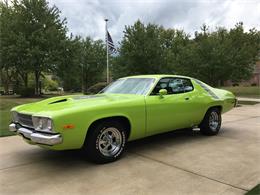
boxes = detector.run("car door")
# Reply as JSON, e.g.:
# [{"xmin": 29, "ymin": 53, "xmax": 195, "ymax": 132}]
[{"xmin": 145, "ymin": 77, "xmax": 196, "ymax": 136}]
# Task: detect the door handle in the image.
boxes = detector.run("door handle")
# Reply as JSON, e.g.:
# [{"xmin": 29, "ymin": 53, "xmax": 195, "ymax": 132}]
[{"xmin": 185, "ymin": 97, "xmax": 190, "ymax": 100}]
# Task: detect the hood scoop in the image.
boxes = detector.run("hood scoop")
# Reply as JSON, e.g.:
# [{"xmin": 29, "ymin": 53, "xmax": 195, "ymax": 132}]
[{"xmin": 49, "ymin": 99, "xmax": 67, "ymax": 104}]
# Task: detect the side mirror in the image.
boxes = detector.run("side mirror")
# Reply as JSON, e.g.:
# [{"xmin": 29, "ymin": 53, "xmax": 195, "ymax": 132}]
[{"xmin": 159, "ymin": 89, "xmax": 167, "ymax": 97}]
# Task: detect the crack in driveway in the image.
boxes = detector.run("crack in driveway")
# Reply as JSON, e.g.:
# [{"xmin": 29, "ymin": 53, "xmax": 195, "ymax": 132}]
[{"xmin": 132, "ymin": 151, "xmax": 248, "ymax": 193}]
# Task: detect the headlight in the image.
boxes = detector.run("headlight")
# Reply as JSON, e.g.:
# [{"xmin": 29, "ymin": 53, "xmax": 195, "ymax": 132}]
[
  {"xmin": 32, "ymin": 116, "xmax": 53, "ymax": 133},
  {"xmin": 11, "ymin": 111, "xmax": 18, "ymax": 122}
]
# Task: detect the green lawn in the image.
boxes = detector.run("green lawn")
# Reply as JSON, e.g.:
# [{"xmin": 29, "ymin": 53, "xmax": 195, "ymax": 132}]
[
  {"xmin": 245, "ymin": 184, "xmax": 260, "ymax": 195},
  {"xmin": 221, "ymin": 86, "xmax": 260, "ymax": 98},
  {"xmin": 0, "ymin": 96, "xmax": 44, "ymax": 137}
]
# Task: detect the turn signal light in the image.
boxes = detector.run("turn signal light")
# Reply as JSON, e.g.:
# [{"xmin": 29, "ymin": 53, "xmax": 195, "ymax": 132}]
[{"xmin": 63, "ymin": 124, "xmax": 75, "ymax": 129}]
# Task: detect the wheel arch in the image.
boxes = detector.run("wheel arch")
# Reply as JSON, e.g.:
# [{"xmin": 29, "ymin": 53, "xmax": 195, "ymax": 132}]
[
  {"xmin": 208, "ymin": 105, "xmax": 223, "ymax": 113},
  {"xmin": 85, "ymin": 116, "xmax": 132, "ymax": 142},
  {"xmin": 199, "ymin": 105, "xmax": 223, "ymax": 126}
]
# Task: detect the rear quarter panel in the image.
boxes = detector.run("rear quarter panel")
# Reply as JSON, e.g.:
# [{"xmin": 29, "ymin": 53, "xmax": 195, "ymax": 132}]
[
  {"xmin": 212, "ymin": 88, "xmax": 236, "ymax": 113},
  {"xmin": 191, "ymin": 80, "xmax": 225, "ymax": 124},
  {"xmin": 192, "ymin": 79, "xmax": 236, "ymax": 117}
]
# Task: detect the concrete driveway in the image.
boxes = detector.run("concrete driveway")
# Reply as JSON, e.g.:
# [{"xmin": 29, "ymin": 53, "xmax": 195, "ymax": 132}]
[{"xmin": 0, "ymin": 104, "xmax": 259, "ymax": 195}]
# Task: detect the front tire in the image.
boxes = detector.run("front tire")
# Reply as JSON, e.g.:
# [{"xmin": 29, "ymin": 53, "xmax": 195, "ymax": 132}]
[
  {"xmin": 83, "ymin": 120, "xmax": 126, "ymax": 164},
  {"xmin": 200, "ymin": 108, "xmax": 221, "ymax": 136}
]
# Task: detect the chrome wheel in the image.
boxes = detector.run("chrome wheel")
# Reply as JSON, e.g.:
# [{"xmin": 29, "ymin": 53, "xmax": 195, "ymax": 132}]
[
  {"xmin": 98, "ymin": 127, "xmax": 122, "ymax": 157},
  {"xmin": 209, "ymin": 111, "xmax": 219, "ymax": 131}
]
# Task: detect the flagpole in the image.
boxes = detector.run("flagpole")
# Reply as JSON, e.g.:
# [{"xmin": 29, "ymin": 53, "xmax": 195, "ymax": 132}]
[{"xmin": 105, "ymin": 19, "xmax": 109, "ymax": 84}]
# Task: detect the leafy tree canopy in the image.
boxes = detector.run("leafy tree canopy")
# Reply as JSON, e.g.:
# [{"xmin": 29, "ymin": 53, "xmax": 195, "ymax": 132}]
[{"xmin": 113, "ymin": 21, "xmax": 260, "ymax": 86}]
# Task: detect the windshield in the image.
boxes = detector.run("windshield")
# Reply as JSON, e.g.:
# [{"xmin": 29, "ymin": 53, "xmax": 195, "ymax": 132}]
[{"xmin": 101, "ymin": 78, "xmax": 155, "ymax": 95}]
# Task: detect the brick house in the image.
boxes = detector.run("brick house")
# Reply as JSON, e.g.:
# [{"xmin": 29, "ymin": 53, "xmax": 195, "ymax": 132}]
[{"xmin": 224, "ymin": 61, "xmax": 260, "ymax": 86}]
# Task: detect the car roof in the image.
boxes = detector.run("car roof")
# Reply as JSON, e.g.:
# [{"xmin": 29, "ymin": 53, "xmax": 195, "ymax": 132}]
[{"xmin": 122, "ymin": 74, "xmax": 193, "ymax": 80}]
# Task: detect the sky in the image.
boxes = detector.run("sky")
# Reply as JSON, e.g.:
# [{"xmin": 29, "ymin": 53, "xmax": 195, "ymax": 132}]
[{"xmin": 48, "ymin": 0, "xmax": 260, "ymax": 43}]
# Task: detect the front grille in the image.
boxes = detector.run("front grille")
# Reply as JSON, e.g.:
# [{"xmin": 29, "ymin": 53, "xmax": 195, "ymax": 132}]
[{"xmin": 17, "ymin": 113, "xmax": 33, "ymax": 128}]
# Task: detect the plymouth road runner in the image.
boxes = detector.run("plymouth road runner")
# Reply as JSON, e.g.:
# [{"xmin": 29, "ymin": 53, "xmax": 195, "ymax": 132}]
[{"xmin": 9, "ymin": 75, "xmax": 236, "ymax": 163}]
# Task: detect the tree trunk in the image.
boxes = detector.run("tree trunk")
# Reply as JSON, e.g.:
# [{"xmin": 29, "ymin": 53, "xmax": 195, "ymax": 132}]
[
  {"xmin": 0, "ymin": 68, "xmax": 10, "ymax": 94},
  {"xmin": 34, "ymin": 70, "xmax": 40, "ymax": 96},
  {"xmin": 3, "ymin": 82, "xmax": 9, "ymax": 94},
  {"xmin": 23, "ymin": 73, "xmax": 28, "ymax": 88},
  {"xmin": 83, "ymin": 73, "xmax": 88, "ymax": 94},
  {"xmin": 18, "ymin": 71, "xmax": 28, "ymax": 87}
]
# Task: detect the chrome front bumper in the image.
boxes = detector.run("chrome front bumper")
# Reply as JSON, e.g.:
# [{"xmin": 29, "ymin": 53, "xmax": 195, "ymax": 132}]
[{"xmin": 9, "ymin": 123, "xmax": 62, "ymax": 145}]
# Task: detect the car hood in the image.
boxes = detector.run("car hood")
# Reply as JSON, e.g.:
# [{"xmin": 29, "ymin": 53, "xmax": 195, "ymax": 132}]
[{"xmin": 12, "ymin": 93, "xmax": 142, "ymax": 116}]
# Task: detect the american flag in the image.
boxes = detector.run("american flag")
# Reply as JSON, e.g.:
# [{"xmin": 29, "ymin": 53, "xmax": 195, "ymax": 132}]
[{"xmin": 106, "ymin": 31, "xmax": 116, "ymax": 53}]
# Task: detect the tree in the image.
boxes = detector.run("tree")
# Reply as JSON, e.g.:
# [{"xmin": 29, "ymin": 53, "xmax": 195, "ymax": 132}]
[
  {"xmin": 20, "ymin": 0, "xmax": 66, "ymax": 95},
  {"xmin": 192, "ymin": 23, "xmax": 260, "ymax": 86},
  {"xmin": 192, "ymin": 26, "xmax": 229, "ymax": 86},
  {"xmin": 113, "ymin": 20, "xmax": 167, "ymax": 78},
  {"xmin": 3, "ymin": 0, "xmax": 67, "ymax": 95},
  {"xmin": 81, "ymin": 37, "xmax": 106, "ymax": 93},
  {"xmin": 113, "ymin": 21, "xmax": 260, "ymax": 86},
  {"xmin": 55, "ymin": 36, "xmax": 82, "ymax": 92},
  {"xmin": 56, "ymin": 36, "xmax": 106, "ymax": 93},
  {"xmin": 160, "ymin": 28, "xmax": 191, "ymax": 75},
  {"xmin": 0, "ymin": 1, "xmax": 16, "ymax": 92},
  {"xmin": 1, "ymin": 0, "xmax": 107, "ymax": 95},
  {"xmin": 228, "ymin": 23, "xmax": 260, "ymax": 82}
]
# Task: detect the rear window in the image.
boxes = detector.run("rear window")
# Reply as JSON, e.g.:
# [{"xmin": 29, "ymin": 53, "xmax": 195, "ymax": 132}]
[{"xmin": 194, "ymin": 79, "xmax": 219, "ymax": 99}]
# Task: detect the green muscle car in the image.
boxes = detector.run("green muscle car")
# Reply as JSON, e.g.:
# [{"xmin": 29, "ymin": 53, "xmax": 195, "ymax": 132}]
[{"xmin": 9, "ymin": 75, "xmax": 236, "ymax": 163}]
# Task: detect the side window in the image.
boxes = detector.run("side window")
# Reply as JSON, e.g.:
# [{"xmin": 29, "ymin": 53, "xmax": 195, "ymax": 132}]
[
  {"xmin": 150, "ymin": 78, "xmax": 170, "ymax": 95},
  {"xmin": 182, "ymin": 79, "xmax": 194, "ymax": 92},
  {"xmin": 169, "ymin": 78, "xmax": 194, "ymax": 94},
  {"xmin": 151, "ymin": 77, "xmax": 194, "ymax": 95},
  {"xmin": 169, "ymin": 78, "xmax": 183, "ymax": 93}
]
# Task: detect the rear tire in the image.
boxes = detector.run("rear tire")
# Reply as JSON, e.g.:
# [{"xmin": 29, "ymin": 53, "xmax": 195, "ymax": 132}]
[
  {"xmin": 200, "ymin": 108, "xmax": 221, "ymax": 136},
  {"xmin": 83, "ymin": 120, "xmax": 126, "ymax": 164}
]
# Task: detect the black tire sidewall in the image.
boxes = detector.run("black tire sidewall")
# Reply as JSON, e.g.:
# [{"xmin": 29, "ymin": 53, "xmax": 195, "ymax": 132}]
[
  {"xmin": 200, "ymin": 108, "xmax": 221, "ymax": 135},
  {"xmin": 85, "ymin": 120, "xmax": 126, "ymax": 163}
]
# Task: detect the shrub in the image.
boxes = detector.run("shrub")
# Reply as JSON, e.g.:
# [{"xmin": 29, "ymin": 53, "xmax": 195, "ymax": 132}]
[
  {"xmin": 44, "ymin": 78, "xmax": 59, "ymax": 92},
  {"xmin": 18, "ymin": 87, "xmax": 35, "ymax": 97}
]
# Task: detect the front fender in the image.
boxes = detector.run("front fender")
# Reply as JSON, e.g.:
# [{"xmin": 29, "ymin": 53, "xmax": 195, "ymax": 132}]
[{"xmin": 47, "ymin": 102, "xmax": 146, "ymax": 150}]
